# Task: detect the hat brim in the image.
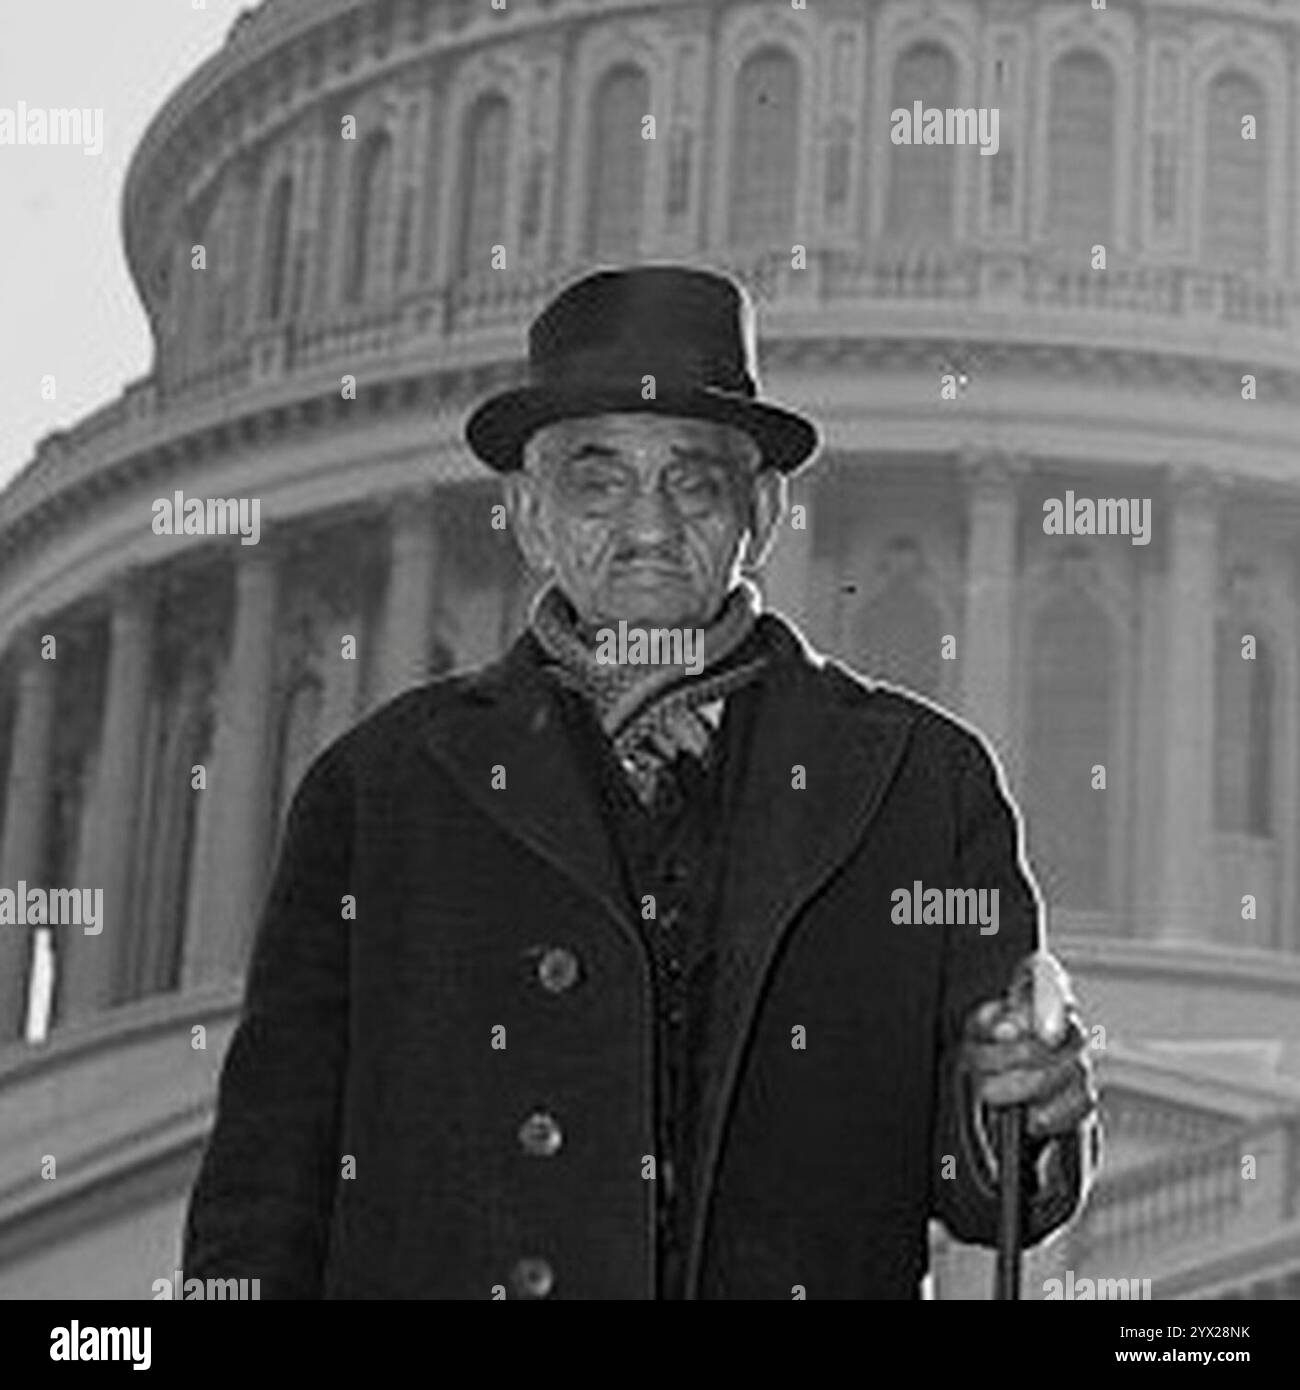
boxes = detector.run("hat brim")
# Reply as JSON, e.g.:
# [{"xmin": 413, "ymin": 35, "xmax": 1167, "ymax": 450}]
[{"xmin": 464, "ymin": 383, "xmax": 820, "ymax": 475}]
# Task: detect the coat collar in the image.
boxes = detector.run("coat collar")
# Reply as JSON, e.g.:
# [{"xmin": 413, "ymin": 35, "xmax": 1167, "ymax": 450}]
[
  {"xmin": 420, "ymin": 613, "xmax": 915, "ymax": 945},
  {"xmin": 419, "ymin": 627, "xmax": 635, "ymax": 940}
]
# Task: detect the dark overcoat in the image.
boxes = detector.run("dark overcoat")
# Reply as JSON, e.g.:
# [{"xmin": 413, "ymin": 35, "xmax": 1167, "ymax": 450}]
[{"xmin": 183, "ymin": 613, "xmax": 1081, "ymax": 1299}]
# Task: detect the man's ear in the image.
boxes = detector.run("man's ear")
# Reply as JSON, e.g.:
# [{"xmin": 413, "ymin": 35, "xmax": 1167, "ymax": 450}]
[
  {"xmin": 740, "ymin": 468, "xmax": 788, "ymax": 573},
  {"xmin": 502, "ymin": 471, "xmax": 555, "ymax": 578}
]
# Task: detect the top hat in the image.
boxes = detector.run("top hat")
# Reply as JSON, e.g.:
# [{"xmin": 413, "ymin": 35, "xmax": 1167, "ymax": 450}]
[{"xmin": 463, "ymin": 264, "xmax": 820, "ymax": 474}]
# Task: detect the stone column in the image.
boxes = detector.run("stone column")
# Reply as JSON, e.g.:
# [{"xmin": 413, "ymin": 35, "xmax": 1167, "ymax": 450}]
[
  {"xmin": 959, "ymin": 450, "xmax": 1023, "ymax": 775},
  {"xmin": 0, "ymin": 648, "xmax": 56, "ymax": 1041},
  {"xmin": 120, "ymin": 689, "xmax": 164, "ymax": 997},
  {"xmin": 758, "ymin": 475, "xmax": 816, "ymax": 636},
  {"xmin": 1131, "ymin": 566, "xmax": 1170, "ymax": 937},
  {"xmin": 1155, "ymin": 468, "xmax": 1220, "ymax": 941},
  {"xmin": 129, "ymin": 659, "xmax": 210, "ymax": 998},
  {"xmin": 371, "ymin": 490, "xmax": 438, "ymax": 706},
  {"xmin": 1271, "ymin": 591, "xmax": 1298, "ymax": 952},
  {"xmin": 59, "ymin": 576, "xmax": 154, "ymax": 1025},
  {"xmin": 317, "ymin": 648, "xmax": 363, "ymax": 753},
  {"xmin": 182, "ymin": 548, "xmax": 281, "ymax": 987}
]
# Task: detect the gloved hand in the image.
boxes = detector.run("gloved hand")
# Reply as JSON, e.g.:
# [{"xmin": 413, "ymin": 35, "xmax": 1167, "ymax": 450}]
[{"xmin": 962, "ymin": 953, "xmax": 1098, "ymax": 1150}]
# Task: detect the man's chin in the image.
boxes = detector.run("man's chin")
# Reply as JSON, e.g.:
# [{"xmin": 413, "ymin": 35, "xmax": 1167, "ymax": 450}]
[
  {"xmin": 596, "ymin": 587, "xmax": 710, "ymax": 631},
  {"xmin": 594, "ymin": 612, "xmax": 696, "ymax": 632}
]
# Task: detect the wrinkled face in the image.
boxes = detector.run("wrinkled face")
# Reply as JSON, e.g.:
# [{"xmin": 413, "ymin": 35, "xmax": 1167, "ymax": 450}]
[{"xmin": 504, "ymin": 412, "xmax": 784, "ymax": 631}]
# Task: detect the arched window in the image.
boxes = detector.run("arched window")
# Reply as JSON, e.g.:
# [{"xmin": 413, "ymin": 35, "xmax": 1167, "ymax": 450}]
[
  {"xmin": 586, "ymin": 64, "xmax": 650, "ymax": 256},
  {"xmin": 261, "ymin": 175, "xmax": 293, "ymax": 321},
  {"xmin": 1203, "ymin": 70, "xmax": 1268, "ymax": 270},
  {"xmin": 1214, "ymin": 622, "xmax": 1273, "ymax": 834},
  {"xmin": 729, "ymin": 47, "xmax": 800, "ymax": 245},
  {"xmin": 1047, "ymin": 50, "xmax": 1115, "ymax": 249},
  {"xmin": 886, "ymin": 41, "xmax": 957, "ymax": 242},
  {"xmin": 1025, "ymin": 582, "xmax": 1114, "ymax": 911},
  {"xmin": 344, "ymin": 132, "xmax": 393, "ymax": 303},
  {"xmin": 172, "ymin": 223, "xmax": 203, "ymax": 373},
  {"xmin": 458, "ymin": 93, "xmax": 511, "ymax": 276},
  {"xmin": 854, "ymin": 539, "xmax": 944, "ymax": 699},
  {"xmin": 198, "ymin": 183, "xmax": 239, "ymax": 351}
]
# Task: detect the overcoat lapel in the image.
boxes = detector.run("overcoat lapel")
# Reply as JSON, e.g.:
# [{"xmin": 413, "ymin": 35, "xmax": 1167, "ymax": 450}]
[
  {"xmin": 419, "ymin": 635, "xmax": 637, "ymax": 945},
  {"xmin": 684, "ymin": 619, "xmax": 915, "ymax": 1294}
]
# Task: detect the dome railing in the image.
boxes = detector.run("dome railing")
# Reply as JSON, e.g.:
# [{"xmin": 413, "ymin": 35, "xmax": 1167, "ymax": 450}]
[{"xmin": 4, "ymin": 239, "xmax": 1300, "ymax": 542}]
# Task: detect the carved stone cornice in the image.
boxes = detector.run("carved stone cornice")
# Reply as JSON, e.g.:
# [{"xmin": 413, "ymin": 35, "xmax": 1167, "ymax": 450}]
[{"xmin": 8, "ymin": 331, "xmax": 1300, "ymax": 629}]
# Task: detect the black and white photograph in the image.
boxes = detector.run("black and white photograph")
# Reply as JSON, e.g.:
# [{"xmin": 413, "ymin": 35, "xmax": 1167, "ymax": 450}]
[{"xmin": 0, "ymin": 0, "xmax": 1294, "ymax": 1354}]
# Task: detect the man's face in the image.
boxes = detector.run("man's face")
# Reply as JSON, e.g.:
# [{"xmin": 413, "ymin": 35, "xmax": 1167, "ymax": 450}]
[{"xmin": 504, "ymin": 412, "xmax": 784, "ymax": 631}]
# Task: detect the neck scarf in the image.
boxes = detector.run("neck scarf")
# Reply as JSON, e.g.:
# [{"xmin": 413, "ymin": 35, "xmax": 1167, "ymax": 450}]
[{"xmin": 528, "ymin": 578, "xmax": 769, "ymax": 806}]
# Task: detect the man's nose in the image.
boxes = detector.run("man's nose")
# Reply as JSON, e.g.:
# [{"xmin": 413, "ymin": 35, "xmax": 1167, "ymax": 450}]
[{"xmin": 619, "ymin": 481, "xmax": 682, "ymax": 545}]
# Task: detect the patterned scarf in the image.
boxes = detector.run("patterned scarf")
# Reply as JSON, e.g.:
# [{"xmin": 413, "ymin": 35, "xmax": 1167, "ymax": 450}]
[{"xmin": 529, "ymin": 578, "xmax": 769, "ymax": 806}]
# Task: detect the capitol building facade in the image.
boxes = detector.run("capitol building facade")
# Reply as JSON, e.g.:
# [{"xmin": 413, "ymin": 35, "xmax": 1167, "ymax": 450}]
[{"xmin": 2, "ymin": 0, "xmax": 1300, "ymax": 1299}]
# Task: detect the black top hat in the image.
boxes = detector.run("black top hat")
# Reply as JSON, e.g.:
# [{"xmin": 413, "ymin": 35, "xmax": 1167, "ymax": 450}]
[{"xmin": 464, "ymin": 264, "xmax": 820, "ymax": 474}]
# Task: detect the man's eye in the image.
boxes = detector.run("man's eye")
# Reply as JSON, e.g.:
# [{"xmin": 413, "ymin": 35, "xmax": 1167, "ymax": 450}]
[
  {"xmin": 670, "ymin": 469, "xmax": 726, "ymax": 498},
  {"xmin": 569, "ymin": 466, "xmax": 624, "ymax": 493}
]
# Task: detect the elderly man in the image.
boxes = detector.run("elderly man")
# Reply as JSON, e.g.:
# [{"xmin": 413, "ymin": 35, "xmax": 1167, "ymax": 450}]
[{"xmin": 184, "ymin": 265, "xmax": 1099, "ymax": 1300}]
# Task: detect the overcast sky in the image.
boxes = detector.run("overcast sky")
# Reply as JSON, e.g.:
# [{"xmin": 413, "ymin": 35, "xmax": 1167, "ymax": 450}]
[{"xmin": 0, "ymin": 0, "xmax": 248, "ymax": 489}]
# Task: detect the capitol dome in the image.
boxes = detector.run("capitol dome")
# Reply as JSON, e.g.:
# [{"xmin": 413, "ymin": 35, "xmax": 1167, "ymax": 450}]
[{"xmin": 1, "ymin": 0, "xmax": 1299, "ymax": 1300}]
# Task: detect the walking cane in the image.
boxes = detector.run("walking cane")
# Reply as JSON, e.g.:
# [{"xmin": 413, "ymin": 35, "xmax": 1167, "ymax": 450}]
[
  {"xmin": 992, "ymin": 952, "xmax": 1072, "ymax": 1301},
  {"xmin": 994, "ymin": 1105, "xmax": 1025, "ymax": 1300}
]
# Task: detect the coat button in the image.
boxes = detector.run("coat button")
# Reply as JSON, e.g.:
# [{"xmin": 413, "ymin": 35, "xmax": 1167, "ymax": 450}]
[
  {"xmin": 519, "ymin": 1110, "xmax": 563, "ymax": 1157},
  {"xmin": 537, "ymin": 947, "xmax": 580, "ymax": 993},
  {"xmin": 511, "ymin": 1257, "xmax": 554, "ymax": 1298}
]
